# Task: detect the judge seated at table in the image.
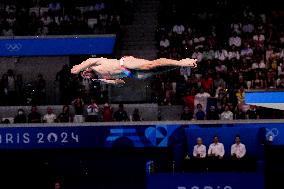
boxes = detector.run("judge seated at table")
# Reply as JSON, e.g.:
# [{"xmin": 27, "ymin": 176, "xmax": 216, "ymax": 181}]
[
  {"xmin": 208, "ymin": 136, "xmax": 225, "ymax": 159},
  {"xmin": 193, "ymin": 137, "xmax": 207, "ymax": 159}
]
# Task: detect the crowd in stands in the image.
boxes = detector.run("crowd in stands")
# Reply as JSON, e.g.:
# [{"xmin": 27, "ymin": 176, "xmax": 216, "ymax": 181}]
[
  {"xmin": 1, "ymin": 103, "xmax": 142, "ymax": 124},
  {"xmin": 0, "ymin": 69, "xmax": 46, "ymax": 106},
  {"xmin": 153, "ymin": 1, "xmax": 284, "ymax": 120},
  {"xmin": 0, "ymin": 0, "xmax": 133, "ymax": 36}
]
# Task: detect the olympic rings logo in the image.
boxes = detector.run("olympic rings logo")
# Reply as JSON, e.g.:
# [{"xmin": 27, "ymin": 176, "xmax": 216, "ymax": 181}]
[
  {"xmin": 5, "ymin": 43, "xmax": 22, "ymax": 52},
  {"xmin": 266, "ymin": 128, "xmax": 279, "ymax": 141}
]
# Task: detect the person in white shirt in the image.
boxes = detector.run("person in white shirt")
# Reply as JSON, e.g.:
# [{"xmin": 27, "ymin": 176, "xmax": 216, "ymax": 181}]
[
  {"xmin": 160, "ymin": 36, "xmax": 170, "ymax": 49},
  {"xmin": 231, "ymin": 135, "xmax": 246, "ymax": 159},
  {"xmin": 43, "ymin": 107, "xmax": 57, "ymax": 123},
  {"xmin": 229, "ymin": 33, "xmax": 242, "ymax": 47},
  {"xmin": 228, "ymin": 45, "xmax": 240, "ymax": 60},
  {"xmin": 193, "ymin": 137, "xmax": 206, "ymax": 158},
  {"xmin": 220, "ymin": 105, "xmax": 234, "ymax": 120},
  {"xmin": 173, "ymin": 24, "xmax": 185, "ymax": 35},
  {"xmin": 208, "ymin": 136, "xmax": 225, "ymax": 159},
  {"xmin": 215, "ymin": 48, "xmax": 228, "ymax": 61},
  {"xmin": 194, "ymin": 88, "xmax": 211, "ymax": 113},
  {"xmin": 192, "ymin": 49, "xmax": 204, "ymax": 62}
]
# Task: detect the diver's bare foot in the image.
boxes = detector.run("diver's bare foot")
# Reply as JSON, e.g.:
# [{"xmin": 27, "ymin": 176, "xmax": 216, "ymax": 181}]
[{"xmin": 179, "ymin": 58, "xmax": 198, "ymax": 67}]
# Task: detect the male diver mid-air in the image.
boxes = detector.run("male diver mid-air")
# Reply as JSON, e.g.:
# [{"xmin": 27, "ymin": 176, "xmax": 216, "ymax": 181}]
[{"xmin": 71, "ymin": 56, "xmax": 197, "ymax": 84}]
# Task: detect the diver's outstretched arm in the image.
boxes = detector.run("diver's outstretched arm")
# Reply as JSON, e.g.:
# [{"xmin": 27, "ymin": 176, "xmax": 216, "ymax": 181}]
[
  {"xmin": 93, "ymin": 79, "xmax": 125, "ymax": 85},
  {"xmin": 71, "ymin": 58, "xmax": 105, "ymax": 74}
]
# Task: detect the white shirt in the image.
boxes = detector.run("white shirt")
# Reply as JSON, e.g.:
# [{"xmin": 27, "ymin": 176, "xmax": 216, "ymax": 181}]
[
  {"xmin": 242, "ymin": 24, "xmax": 254, "ymax": 33},
  {"xmin": 220, "ymin": 111, "xmax": 234, "ymax": 120},
  {"xmin": 43, "ymin": 113, "xmax": 56, "ymax": 123},
  {"xmin": 192, "ymin": 52, "xmax": 203, "ymax": 62},
  {"xmin": 228, "ymin": 51, "xmax": 240, "ymax": 60},
  {"xmin": 253, "ymin": 34, "xmax": 265, "ymax": 42},
  {"xmin": 241, "ymin": 48, "xmax": 253, "ymax": 57},
  {"xmin": 173, "ymin": 24, "xmax": 185, "ymax": 35},
  {"xmin": 208, "ymin": 142, "xmax": 225, "ymax": 157},
  {"xmin": 160, "ymin": 39, "xmax": 170, "ymax": 48},
  {"xmin": 194, "ymin": 92, "xmax": 211, "ymax": 112},
  {"xmin": 231, "ymin": 143, "xmax": 246, "ymax": 158},
  {"xmin": 215, "ymin": 50, "xmax": 228, "ymax": 61},
  {"xmin": 87, "ymin": 104, "xmax": 99, "ymax": 116},
  {"xmin": 229, "ymin": 36, "xmax": 242, "ymax": 47},
  {"xmin": 193, "ymin": 144, "xmax": 206, "ymax": 158}
]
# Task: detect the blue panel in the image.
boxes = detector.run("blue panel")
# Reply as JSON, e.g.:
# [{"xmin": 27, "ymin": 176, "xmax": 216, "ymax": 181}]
[
  {"xmin": 245, "ymin": 91, "xmax": 284, "ymax": 103},
  {"xmin": 0, "ymin": 122, "xmax": 283, "ymax": 150},
  {"xmin": 147, "ymin": 173, "xmax": 264, "ymax": 189},
  {"xmin": 0, "ymin": 35, "xmax": 116, "ymax": 56}
]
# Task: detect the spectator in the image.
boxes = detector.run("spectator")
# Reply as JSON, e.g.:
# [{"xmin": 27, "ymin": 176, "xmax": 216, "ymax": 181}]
[
  {"xmin": 195, "ymin": 104, "xmax": 206, "ymax": 120},
  {"xmin": 43, "ymin": 107, "xmax": 57, "ymax": 123},
  {"xmin": 229, "ymin": 32, "xmax": 242, "ymax": 47},
  {"xmin": 102, "ymin": 103, "xmax": 113, "ymax": 122},
  {"xmin": 215, "ymin": 61, "xmax": 227, "ymax": 74},
  {"xmin": 240, "ymin": 43, "xmax": 253, "ymax": 59},
  {"xmin": 0, "ymin": 74, "xmax": 8, "ymax": 105},
  {"xmin": 213, "ymin": 74, "xmax": 226, "ymax": 89},
  {"xmin": 14, "ymin": 109, "xmax": 27, "ymax": 123},
  {"xmin": 228, "ymin": 45, "xmax": 240, "ymax": 60},
  {"xmin": 57, "ymin": 105, "xmax": 72, "ymax": 123},
  {"xmin": 160, "ymin": 35, "xmax": 170, "ymax": 49},
  {"xmin": 234, "ymin": 104, "xmax": 246, "ymax": 119},
  {"xmin": 180, "ymin": 106, "xmax": 193, "ymax": 120},
  {"xmin": 206, "ymin": 106, "xmax": 219, "ymax": 120},
  {"xmin": 242, "ymin": 21, "xmax": 254, "ymax": 33},
  {"xmin": 35, "ymin": 74, "xmax": 46, "ymax": 105},
  {"xmin": 220, "ymin": 105, "xmax": 234, "ymax": 120},
  {"xmin": 56, "ymin": 64, "xmax": 71, "ymax": 104},
  {"xmin": 132, "ymin": 108, "xmax": 142, "ymax": 121},
  {"xmin": 163, "ymin": 79, "xmax": 175, "ymax": 105},
  {"xmin": 54, "ymin": 182, "xmax": 61, "ymax": 189},
  {"xmin": 183, "ymin": 89, "xmax": 196, "ymax": 111},
  {"xmin": 215, "ymin": 48, "xmax": 228, "ymax": 61},
  {"xmin": 173, "ymin": 23, "xmax": 185, "ymax": 35},
  {"xmin": 231, "ymin": 135, "xmax": 246, "ymax": 159},
  {"xmin": 201, "ymin": 73, "xmax": 213, "ymax": 92},
  {"xmin": 193, "ymin": 137, "xmax": 206, "ymax": 158},
  {"xmin": 85, "ymin": 98, "xmax": 99, "ymax": 122},
  {"xmin": 194, "ymin": 88, "xmax": 211, "ymax": 113},
  {"xmin": 208, "ymin": 136, "xmax": 225, "ymax": 159},
  {"xmin": 72, "ymin": 96, "xmax": 84, "ymax": 123},
  {"xmin": 246, "ymin": 105, "xmax": 259, "ymax": 119},
  {"xmin": 7, "ymin": 69, "xmax": 16, "ymax": 105},
  {"xmin": 113, "ymin": 103, "xmax": 129, "ymax": 121},
  {"xmin": 252, "ymin": 72, "xmax": 265, "ymax": 89},
  {"xmin": 28, "ymin": 105, "xmax": 42, "ymax": 123}
]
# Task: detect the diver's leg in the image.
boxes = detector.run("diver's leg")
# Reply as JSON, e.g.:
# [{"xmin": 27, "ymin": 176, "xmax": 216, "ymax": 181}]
[{"xmin": 131, "ymin": 58, "xmax": 197, "ymax": 70}]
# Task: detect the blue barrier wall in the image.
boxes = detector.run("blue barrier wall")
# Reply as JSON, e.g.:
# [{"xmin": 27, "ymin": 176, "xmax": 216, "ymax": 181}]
[
  {"xmin": 0, "ymin": 120, "xmax": 283, "ymax": 150},
  {"xmin": 0, "ymin": 35, "xmax": 116, "ymax": 56}
]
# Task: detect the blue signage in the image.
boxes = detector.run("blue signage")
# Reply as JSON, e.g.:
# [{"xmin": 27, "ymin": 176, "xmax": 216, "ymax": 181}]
[
  {"xmin": 0, "ymin": 122, "xmax": 282, "ymax": 149},
  {"xmin": 0, "ymin": 35, "xmax": 116, "ymax": 56},
  {"xmin": 147, "ymin": 173, "xmax": 264, "ymax": 189}
]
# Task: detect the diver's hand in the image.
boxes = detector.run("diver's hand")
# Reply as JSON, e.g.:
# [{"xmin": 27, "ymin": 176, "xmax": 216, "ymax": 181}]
[{"xmin": 71, "ymin": 64, "xmax": 83, "ymax": 74}]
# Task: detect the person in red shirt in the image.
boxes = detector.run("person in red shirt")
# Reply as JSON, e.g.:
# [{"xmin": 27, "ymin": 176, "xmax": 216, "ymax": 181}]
[
  {"xmin": 102, "ymin": 103, "xmax": 113, "ymax": 122},
  {"xmin": 201, "ymin": 73, "xmax": 213, "ymax": 91},
  {"xmin": 183, "ymin": 88, "xmax": 196, "ymax": 111}
]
